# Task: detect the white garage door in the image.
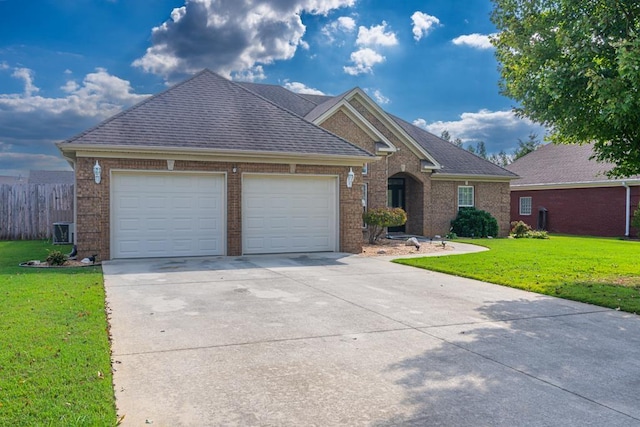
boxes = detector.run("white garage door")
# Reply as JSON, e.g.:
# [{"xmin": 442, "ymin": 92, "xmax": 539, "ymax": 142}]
[
  {"xmin": 111, "ymin": 172, "xmax": 225, "ymax": 258},
  {"xmin": 243, "ymin": 175, "xmax": 338, "ymax": 254}
]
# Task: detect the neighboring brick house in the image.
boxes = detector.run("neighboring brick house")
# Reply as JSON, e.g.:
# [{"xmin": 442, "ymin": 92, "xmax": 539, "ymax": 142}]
[
  {"xmin": 507, "ymin": 143, "xmax": 640, "ymax": 237},
  {"xmin": 58, "ymin": 69, "xmax": 516, "ymax": 260}
]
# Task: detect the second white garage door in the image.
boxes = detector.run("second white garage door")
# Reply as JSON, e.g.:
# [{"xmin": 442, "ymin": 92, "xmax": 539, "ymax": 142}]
[{"xmin": 243, "ymin": 174, "xmax": 338, "ymax": 254}]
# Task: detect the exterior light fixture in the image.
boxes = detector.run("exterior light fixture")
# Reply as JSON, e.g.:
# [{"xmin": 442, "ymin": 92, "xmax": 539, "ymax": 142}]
[
  {"xmin": 346, "ymin": 167, "xmax": 355, "ymax": 188},
  {"xmin": 93, "ymin": 160, "xmax": 102, "ymax": 184}
]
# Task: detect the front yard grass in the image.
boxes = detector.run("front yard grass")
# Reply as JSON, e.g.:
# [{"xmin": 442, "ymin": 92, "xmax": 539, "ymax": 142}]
[
  {"xmin": 394, "ymin": 236, "xmax": 640, "ymax": 314},
  {"xmin": 0, "ymin": 241, "xmax": 116, "ymax": 426}
]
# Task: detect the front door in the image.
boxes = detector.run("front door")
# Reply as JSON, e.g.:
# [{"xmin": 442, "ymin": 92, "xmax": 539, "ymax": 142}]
[{"xmin": 387, "ymin": 178, "xmax": 405, "ymax": 233}]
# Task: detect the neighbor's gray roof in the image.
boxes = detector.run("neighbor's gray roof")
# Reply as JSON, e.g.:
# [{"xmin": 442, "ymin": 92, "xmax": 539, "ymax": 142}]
[
  {"xmin": 28, "ymin": 170, "xmax": 74, "ymax": 185},
  {"xmin": 391, "ymin": 115, "xmax": 519, "ymax": 178},
  {"xmin": 506, "ymin": 143, "xmax": 639, "ymax": 186},
  {"xmin": 61, "ymin": 70, "xmax": 373, "ymax": 159}
]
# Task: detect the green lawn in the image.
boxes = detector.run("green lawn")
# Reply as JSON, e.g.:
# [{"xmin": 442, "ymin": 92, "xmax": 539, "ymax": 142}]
[
  {"xmin": 395, "ymin": 236, "xmax": 640, "ymax": 314},
  {"xmin": 0, "ymin": 241, "xmax": 116, "ymax": 426}
]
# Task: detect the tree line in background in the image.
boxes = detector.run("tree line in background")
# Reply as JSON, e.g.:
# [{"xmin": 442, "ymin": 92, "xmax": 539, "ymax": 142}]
[{"xmin": 439, "ymin": 130, "xmax": 541, "ymax": 167}]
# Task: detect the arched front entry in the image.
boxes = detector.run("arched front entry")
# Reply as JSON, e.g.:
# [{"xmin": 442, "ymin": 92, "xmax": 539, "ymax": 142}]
[{"xmin": 387, "ymin": 173, "xmax": 424, "ymax": 235}]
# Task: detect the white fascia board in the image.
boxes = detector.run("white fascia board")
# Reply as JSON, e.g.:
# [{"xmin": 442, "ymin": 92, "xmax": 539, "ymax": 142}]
[
  {"xmin": 431, "ymin": 173, "xmax": 516, "ymax": 182},
  {"xmin": 345, "ymin": 89, "xmax": 442, "ymax": 170},
  {"xmin": 511, "ymin": 179, "xmax": 640, "ymax": 191},
  {"xmin": 58, "ymin": 143, "xmax": 375, "ymax": 167},
  {"xmin": 313, "ymin": 100, "xmax": 397, "ymax": 153}
]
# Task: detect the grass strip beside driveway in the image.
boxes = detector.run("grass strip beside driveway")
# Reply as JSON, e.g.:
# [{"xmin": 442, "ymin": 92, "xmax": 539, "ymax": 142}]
[
  {"xmin": 0, "ymin": 241, "xmax": 116, "ymax": 426},
  {"xmin": 394, "ymin": 236, "xmax": 640, "ymax": 314}
]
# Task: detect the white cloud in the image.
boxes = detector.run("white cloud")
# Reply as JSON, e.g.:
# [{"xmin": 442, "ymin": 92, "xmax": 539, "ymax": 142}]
[
  {"xmin": 322, "ymin": 16, "xmax": 357, "ymax": 42},
  {"xmin": 343, "ymin": 48, "xmax": 385, "ymax": 75},
  {"xmin": 283, "ymin": 81, "xmax": 325, "ymax": 95},
  {"xmin": 133, "ymin": 0, "xmax": 356, "ymax": 81},
  {"xmin": 367, "ymin": 88, "xmax": 390, "ymax": 105},
  {"xmin": 356, "ymin": 21, "xmax": 398, "ymax": 47},
  {"xmin": 0, "ymin": 67, "xmax": 148, "ymax": 119},
  {"xmin": 411, "ymin": 11, "xmax": 440, "ymax": 41},
  {"xmin": 452, "ymin": 33, "xmax": 495, "ymax": 50},
  {"xmin": 413, "ymin": 110, "xmax": 547, "ymax": 153},
  {"xmin": 413, "ymin": 118, "xmax": 428, "ymax": 129},
  {"xmin": 12, "ymin": 68, "xmax": 39, "ymax": 97}
]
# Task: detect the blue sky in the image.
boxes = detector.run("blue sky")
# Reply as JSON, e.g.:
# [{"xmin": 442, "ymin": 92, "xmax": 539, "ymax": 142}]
[{"xmin": 0, "ymin": 0, "xmax": 545, "ymax": 177}]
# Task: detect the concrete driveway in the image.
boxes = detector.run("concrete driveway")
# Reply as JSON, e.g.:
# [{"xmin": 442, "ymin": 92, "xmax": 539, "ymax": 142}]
[{"xmin": 103, "ymin": 251, "xmax": 640, "ymax": 426}]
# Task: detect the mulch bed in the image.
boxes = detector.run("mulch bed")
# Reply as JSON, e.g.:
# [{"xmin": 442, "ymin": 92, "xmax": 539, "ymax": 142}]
[{"xmin": 361, "ymin": 238, "xmax": 452, "ymax": 257}]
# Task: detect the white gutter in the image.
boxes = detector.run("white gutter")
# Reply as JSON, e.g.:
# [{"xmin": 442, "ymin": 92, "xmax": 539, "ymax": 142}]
[{"xmin": 623, "ymin": 181, "xmax": 631, "ymax": 237}]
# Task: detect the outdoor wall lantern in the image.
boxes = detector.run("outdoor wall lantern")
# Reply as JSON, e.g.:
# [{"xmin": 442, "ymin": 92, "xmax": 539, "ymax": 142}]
[
  {"xmin": 93, "ymin": 160, "xmax": 102, "ymax": 184},
  {"xmin": 346, "ymin": 167, "xmax": 355, "ymax": 188}
]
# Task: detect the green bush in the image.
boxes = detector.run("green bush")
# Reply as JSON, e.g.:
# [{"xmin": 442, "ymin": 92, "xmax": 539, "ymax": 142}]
[
  {"xmin": 451, "ymin": 207, "xmax": 499, "ymax": 238},
  {"xmin": 45, "ymin": 250, "xmax": 67, "ymax": 266},
  {"xmin": 528, "ymin": 230, "xmax": 549, "ymax": 239},
  {"xmin": 510, "ymin": 220, "xmax": 549, "ymax": 239},
  {"xmin": 363, "ymin": 207, "xmax": 407, "ymax": 243},
  {"xmin": 632, "ymin": 202, "xmax": 640, "ymax": 237},
  {"xmin": 510, "ymin": 220, "xmax": 532, "ymax": 238}
]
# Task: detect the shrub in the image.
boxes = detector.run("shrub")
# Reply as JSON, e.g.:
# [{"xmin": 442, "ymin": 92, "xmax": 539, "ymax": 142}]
[
  {"xmin": 510, "ymin": 220, "xmax": 532, "ymax": 238},
  {"xmin": 363, "ymin": 207, "xmax": 407, "ymax": 244},
  {"xmin": 632, "ymin": 202, "xmax": 640, "ymax": 237},
  {"xmin": 528, "ymin": 230, "xmax": 549, "ymax": 239},
  {"xmin": 46, "ymin": 250, "xmax": 67, "ymax": 266},
  {"xmin": 510, "ymin": 220, "xmax": 549, "ymax": 239},
  {"xmin": 451, "ymin": 207, "xmax": 499, "ymax": 238}
]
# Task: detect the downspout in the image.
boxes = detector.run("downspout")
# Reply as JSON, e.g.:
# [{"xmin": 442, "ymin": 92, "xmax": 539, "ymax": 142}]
[{"xmin": 623, "ymin": 181, "xmax": 630, "ymax": 237}]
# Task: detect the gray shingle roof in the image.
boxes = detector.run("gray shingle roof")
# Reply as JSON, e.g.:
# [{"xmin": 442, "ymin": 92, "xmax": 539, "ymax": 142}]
[
  {"xmin": 245, "ymin": 83, "xmax": 517, "ymax": 179},
  {"xmin": 61, "ymin": 70, "xmax": 373, "ymax": 159},
  {"xmin": 506, "ymin": 143, "xmax": 638, "ymax": 185},
  {"xmin": 236, "ymin": 82, "xmax": 318, "ymax": 117},
  {"xmin": 390, "ymin": 115, "xmax": 519, "ymax": 178}
]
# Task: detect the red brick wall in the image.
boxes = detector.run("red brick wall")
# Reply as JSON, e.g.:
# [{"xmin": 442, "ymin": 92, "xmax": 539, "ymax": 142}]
[
  {"xmin": 319, "ymin": 102, "xmax": 512, "ymax": 238},
  {"xmin": 510, "ymin": 186, "xmax": 640, "ymax": 237},
  {"xmin": 430, "ymin": 180, "xmax": 511, "ymax": 237},
  {"xmin": 75, "ymin": 157, "xmax": 363, "ymax": 260}
]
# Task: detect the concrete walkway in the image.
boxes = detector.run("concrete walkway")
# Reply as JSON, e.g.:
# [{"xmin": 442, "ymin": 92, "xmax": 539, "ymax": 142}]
[{"xmin": 103, "ymin": 251, "xmax": 640, "ymax": 426}]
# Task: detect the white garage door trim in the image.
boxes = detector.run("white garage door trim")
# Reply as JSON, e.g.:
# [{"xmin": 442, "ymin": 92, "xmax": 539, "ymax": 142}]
[
  {"xmin": 242, "ymin": 173, "xmax": 339, "ymax": 255},
  {"xmin": 110, "ymin": 170, "xmax": 226, "ymax": 259}
]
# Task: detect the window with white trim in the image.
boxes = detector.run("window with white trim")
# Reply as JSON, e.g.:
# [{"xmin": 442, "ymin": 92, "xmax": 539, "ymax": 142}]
[
  {"xmin": 362, "ymin": 163, "xmax": 368, "ymax": 175},
  {"xmin": 362, "ymin": 183, "xmax": 368, "ymax": 228},
  {"xmin": 519, "ymin": 196, "xmax": 532, "ymax": 215},
  {"xmin": 457, "ymin": 186, "xmax": 474, "ymax": 208}
]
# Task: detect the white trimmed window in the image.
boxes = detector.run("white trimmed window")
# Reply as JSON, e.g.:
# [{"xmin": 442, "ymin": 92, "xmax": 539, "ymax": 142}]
[
  {"xmin": 362, "ymin": 183, "xmax": 368, "ymax": 228},
  {"xmin": 362, "ymin": 163, "xmax": 368, "ymax": 175},
  {"xmin": 458, "ymin": 186, "xmax": 474, "ymax": 208},
  {"xmin": 519, "ymin": 196, "xmax": 532, "ymax": 215}
]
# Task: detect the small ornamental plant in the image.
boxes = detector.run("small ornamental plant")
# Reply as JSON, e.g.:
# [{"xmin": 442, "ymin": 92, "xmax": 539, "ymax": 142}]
[
  {"xmin": 45, "ymin": 250, "xmax": 67, "ymax": 266},
  {"xmin": 363, "ymin": 207, "xmax": 407, "ymax": 244},
  {"xmin": 510, "ymin": 220, "xmax": 549, "ymax": 239},
  {"xmin": 510, "ymin": 221, "xmax": 532, "ymax": 238}
]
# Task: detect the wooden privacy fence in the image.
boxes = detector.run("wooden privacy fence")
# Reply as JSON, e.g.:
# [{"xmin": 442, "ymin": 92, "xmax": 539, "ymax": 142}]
[{"xmin": 0, "ymin": 184, "xmax": 74, "ymax": 240}]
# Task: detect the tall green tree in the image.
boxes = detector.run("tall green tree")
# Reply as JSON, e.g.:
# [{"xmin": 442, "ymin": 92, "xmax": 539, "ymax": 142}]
[
  {"xmin": 491, "ymin": 0, "xmax": 640, "ymax": 177},
  {"xmin": 467, "ymin": 141, "xmax": 488, "ymax": 159},
  {"xmin": 513, "ymin": 133, "xmax": 542, "ymax": 160}
]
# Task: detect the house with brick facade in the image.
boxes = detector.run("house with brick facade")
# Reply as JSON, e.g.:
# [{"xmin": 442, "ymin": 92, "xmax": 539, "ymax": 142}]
[
  {"xmin": 58, "ymin": 69, "xmax": 516, "ymax": 260},
  {"xmin": 507, "ymin": 143, "xmax": 640, "ymax": 237}
]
